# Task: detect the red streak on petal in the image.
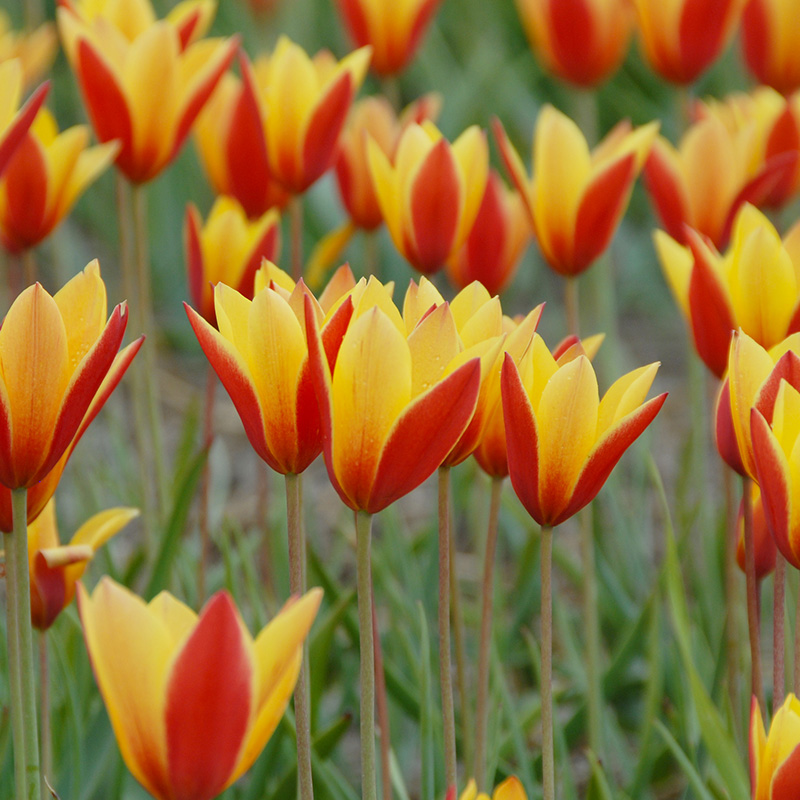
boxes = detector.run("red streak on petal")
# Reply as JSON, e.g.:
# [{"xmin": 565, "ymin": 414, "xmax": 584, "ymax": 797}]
[
  {"xmin": 643, "ymin": 146, "xmax": 689, "ymax": 244},
  {"xmin": 0, "ymin": 81, "xmax": 48, "ymax": 178}
]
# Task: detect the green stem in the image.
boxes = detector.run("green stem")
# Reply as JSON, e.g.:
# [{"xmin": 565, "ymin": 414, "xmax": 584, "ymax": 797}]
[
  {"xmin": 365, "ymin": 230, "xmax": 380, "ymax": 281},
  {"xmin": 723, "ymin": 463, "xmax": 741, "ymax": 718},
  {"xmin": 291, "ymin": 196, "xmax": 304, "ymax": 282},
  {"xmin": 39, "ymin": 633, "xmax": 51, "ymax": 800},
  {"xmin": 794, "ymin": 586, "xmax": 800, "ymax": 696},
  {"xmin": 286, "ymin": 473, "xmax": 313, "ymax": 800},
  {"xmin": 774, "ymin": 554, "xmax": 786, "ymax": 710},
  {"xmin": 541, "ymin": 524, "xmax": 555, "ymax": 800},
  {"xmin": 474, "ymin": 477, "xmax": 503, "ymax": 790},
  {"xmin": 372, "ymin": 589, "xmax": 392, "ymax": 800},
  {"xmin": 198, "ymin": 365, "xmax": 216, "ymax": 603},
  {"xmin": 356, "ymin": 510, "xmax": 377, "ymax": 800},
  {"xmin": 437, "ymin": 467, "xmax": 457, "ymax": 790},
  {"xmin": 564, "ymin": 277, "xmax": 579, "ymax": 338},
  {"xmin": 580, "ymin": 507, "xmax": 601, "ymax": 757},
  {"xmin": 22, "ymin": 250, "xmax": 37, "ymax": 287},
  {"xmin": 743, "ymin": 477, "xmax": 766, "ymax": 714}
]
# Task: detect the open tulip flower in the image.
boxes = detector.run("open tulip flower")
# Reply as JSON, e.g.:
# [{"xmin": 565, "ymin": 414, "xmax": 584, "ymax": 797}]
[
  {"xmin": 495, "ymin": 107, "xmax": 657, "ymax": 277},
  {"xmin": 305, "ymin": 276, "xmax": 482, "ymax": 513},
  {"xmin": 79, "ymin": 577, "xmax": 322, "ymax": 800},
  {"xmin": 185, "ymin": 262, "xmax": 356, "ymax": 476},
  {"xmin": 742, "ymin": 0, "xmax": 800, "ymax": 95},
  {"xmin": 0, "ymin": 107, "xmax": 118, "ymax": 253},
  {"xmin": 184, "ymin": 197, "xmax": 281, "ymax": 325},
  {"xmin": 630, "ymin": 0, "xmax": 744, "ymax": 85},
  {"xmin": 515, "ymin": 0, "xmax": 633, "ymax": 87},
  {"xmin": 57, "ymin": 0, "xmax": 237, "ymax": 183},
  {"xmin": 446, "ymin": 169, "xmax": 532, "ymax": 296},
  {"xmin": 28, "ymin": 498, "xmax": 138, "ymax": 630},
  {"xmin": 368, "ymin": 121, "xmax": 488, "ymax": 276},
  {"xmin": 501, "ymin": 335, "xmax": 666, "ymax": 526},
  {"xmin": 0, "ymin": 59, "xmax": 49, "ymax": 179},
  {"xmin": 335, "ymin": 0, "xmax": 442, "ymax": 76},
  {"xmin": 0, "ymin": 12, "xmax": 57, "ymax": 90},
  {"xmin": 460, "ymin": 776, "xmax": 528, "ymax": 800},
  {"xmin": 655, "ymin": 204, "xmax": 800, "ymax": 378},
  {"xmin": 751, "ymin": 693, "xmax": 800, "ymax": 798}
]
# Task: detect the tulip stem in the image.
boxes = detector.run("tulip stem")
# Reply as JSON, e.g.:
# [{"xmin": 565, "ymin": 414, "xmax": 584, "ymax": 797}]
[
  {"xmin": 22, "ymin": 250, "xmax": 37, "ymax": 286},
  {"xmin": 565, "ymin": 277, "xmax": 579, "ymax": 337},
  {"xmin": 372, "ymin": 588, "xmax": 392, "ymax": 800},
  {"xmin": 5, "ymin": 488, "xmax": 41, "ymax": 800},
  {"xmin": 723, "ymin": 464, "xmax": 741, "ymax": 717},
  {"xmin": 437, "ymin": 466, "xmax": 457, "ymax": 791},
  {"xmin": 794, "ymin": 587, "xmax": 800, "ymax": 696},
  {"xmin": 291, "ymin": 196, "xmax": 304, "ymax": 282},
  {"xmin": 580, "ymin": 506, "xmax": 602, "ymax": 757},
  {"xmin": 475, "ymin": 476, "xmax": 503, "ymax": 790},
  {"xmin": 286, "ymin": 473, "xmax": 314, "ymax": 800},
  {"xmin": 39, "ymin": 633, "xmax": 52, "ymax": 800},
  {"xmin": 541, "ymin": 524, "xmax": 555, "ymax": 800},
  {"xmin": 198, "ymin": 365, "xmax": 216, "ymax": 603},
  {"xmin": 774, "ymin": 554, "xmax": 786, "ymax": 710},
  {"xmin": 356, "ymin": 510, "xmax": 377, "ymax": 800},
  {"xmin": 743, "ymin": 477, "xmax": 766, "ymax": 714}
]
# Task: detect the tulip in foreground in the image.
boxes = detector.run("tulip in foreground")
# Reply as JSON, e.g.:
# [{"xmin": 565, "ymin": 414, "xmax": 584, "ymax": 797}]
[
  {"xmin": 79, "ymin": 578, "xmax": 322, "ymax": 800},
  {"xmin": 751, "ymin": 693, "xmax": 800, "ymax": 798}
]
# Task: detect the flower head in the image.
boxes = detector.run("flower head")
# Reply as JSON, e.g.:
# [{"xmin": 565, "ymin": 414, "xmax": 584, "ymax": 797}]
[
  {"xmin": 79, "ymin": 577, "xmax": 322, "ymax": 800},
  {"xmin": 735, "ymin": 483, "xmax": 776, "ymax": 582},
  {"xmin": 751, "ymin": 693, "xmax": 800, "ymax": 799},
  {"xmin": 742, "ymin": 0, "xmax": 800, "ymax": 95}
]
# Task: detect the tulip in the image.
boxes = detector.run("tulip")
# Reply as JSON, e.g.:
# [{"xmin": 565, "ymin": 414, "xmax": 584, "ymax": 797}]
[
  {"xmin": 57, "ymin": 1, "xmax": 237, "ymax": 183},
  {"xmin": 750, "ymin": 694, "xmax": 800, "ymax": 798},
  {"xmin": 501, "ymin": 336, "xmax": 666, "ymax": 526},
  {"xmin": 630, "ymin": 0, "xmax": 744, "ymax": 85},
  {"xmin": 446, "ymin": 170, "xmax": 532, "ymax": 296},
  {"xmin": 0, "ymin": 59, "xmax": 49, "ymax": 179},
  {"xmin": 742, "ymin": 0, "xmax": 800, "ymax": 95},
  {"xmin": 735, "ymin": 484, "xmax": 776, "ymax": 581},
  {"xmin": 515, "ymin": 0, "xmax": 633, "ymax": 87},
  {"xmin": 28, "ymin": 499, "xmax": 138, "ymax": 630},
  {"xmin": 335, "ymin": 0, "xmax": 442, "ymax": 76},
  {"xmin": 79, "ymin": 577, "xmax": 322, "ymax": 800},
  {"xmin": 655, "ymin": 204, "xmax": 800, "ymax": 378},
  {"xmin": 0, "ymin": 107, "xmax": 118, "ymax": 253},
  {"xmin": 495, "ymin": 107, "xmax": 657, "ymax": 277},
  {"xmin": 0, "ymin": 13, "xmax": 57, "ymax": 90},
  {"xmin": 184, "ymin": 197, "xmax": 281, "ymax": 325},
  {"xmin": 460, "ymin": 776, "xmax": 528, "ymax": 800},
  {"xmin": 368, "ymin": 121, "xmax": 489, "ymax": 276}
]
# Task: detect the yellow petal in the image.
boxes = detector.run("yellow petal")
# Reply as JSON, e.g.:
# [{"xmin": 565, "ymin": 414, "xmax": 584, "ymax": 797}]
[
  {"xmin": 407, "ymin": 303, "xmax": 460, "ymax": 397},
  {"xmin": 597, "ymin": 363, "xmax": 660, "ymax": 435}
]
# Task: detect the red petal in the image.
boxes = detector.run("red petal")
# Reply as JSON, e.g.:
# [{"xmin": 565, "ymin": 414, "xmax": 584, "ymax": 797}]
[
  {"xmin": 2, "ymin": 132, "xmax": 48, "ymax": 250},
  {"xmin": 678, "ymin": 0, "xmax": 730, "ymax": 83},
  {"xmin": 772, "ymin": 742, "xmax": 800, "ymax": 799},
  {"xmin": 184, "ymin": 204, "xmax": 207, "ymax": 319},
  {"xmin": 492, "ymin": 118, "xmax": 534, "ymax": 228},
  {"xmin": 0, "ymin": 81, "xmax": 48, "ymax": 178},
  {"xmin": 368, "ymin": 358, "xmax": 480, "ymax": 512},
  {"xmin": 644, "ymin": 145, "xmax": 690, "ymax": 243},
  {"xmin": 336, "ymin": 0, "xmax": 370, "ymax": 49},
  {"xmin": 165, "ymin": 592, "xmax": 252, "ymax": 799},
  {"xmin": 548, "ymin": 0, "xmax": 598, "ymax": 85},
  {"xmin": 754, "ymin": 350, "xmax": 800, "ymax": 424},
  {"xmin": 715, "ymin": 378, "xmax": 745, "ymax": 476},
  {"xmin": 742, "ymin": 0, "xmax": 770, "ymax": 85},
  {"xmin": 30, "ymin": 552, "xmax": 68, "ymax": 630}
]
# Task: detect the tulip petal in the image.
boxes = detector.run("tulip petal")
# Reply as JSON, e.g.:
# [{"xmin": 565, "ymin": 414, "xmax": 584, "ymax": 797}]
[
  {"xmin": 1, "ymin": 132, "xmax": 47, "ymax": 248},
  {"xmin": 678, "ymin": 0, "xmax": 729, "ymax": 82},
  {"xmin": 772, "ymin": 743, "xmax": 800, "ymax": 799},
  {"xmin": 407, "ymin": 302, "xmax": 460, "ymax": 397},
  {"xmin": 0, "ymin": 80, "xmax": 49, "ymax": 178},
  {"xmin": 644, "ymin": 141, "xmax": 690, "ymax": 244}
]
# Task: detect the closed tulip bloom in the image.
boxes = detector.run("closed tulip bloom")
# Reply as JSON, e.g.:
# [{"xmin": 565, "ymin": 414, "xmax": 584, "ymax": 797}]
[
  {"xmin": 501, "ymin": 336, "xmax": 666, "ymax": 526},
  {"xmin": 305, "ymin": 277, "xmax": 482, "ymax": 513},
  {"xmin": 0, "ymin": 107, "xmax": 118, "ymax": 253},
  {"xmin": 57, "ymin": 1, "xmax": 237, "ymax": 183},
  {"xmin": 515, "ymin": 0, "xmax": 633, "ymax": 87},
  {"xmin": 631, "ymin": 0, "xmax": 744, "ymax": 85},
  {"xmin": 446, "ymin": 170, "xmax": 532, "ymax": 295},
  {"xmin": 495, "ymin": 107, "xmax": 657, "ymax": 276},
  {"xmin": 0, "ymin": 13, "xmax": 57, "ymax": 90},
  {"xmin": 335, "ymin": 0, "xmax": 442, "ymax": 76},
  {"xmin": 743, "ymin": 0, "xmax": 800, "ymax": 95},
  {"xmin": 751, "ymin": 693, "xmax": 800, "ymax": 798},
  {"xmin": 0, "ymin": 59, "xmax": 49, "ymax": 179},
  {"xmin": 28, "ymin": 498, "xmax": 137, "ymax": 630},
  {"xmin": 655, "ymin": 204, "xmax": 800, "ymax": 378},
  {"xmin": 79, "ymin": 577, "xmax": 322, "ymax": 800},
  {"xmin": 368, "ymin": 121, "xmax": 488, "ymax": 275},
  {"xmin": 460, "ymin": 776, "xmax": 528, "ymax": 800},
  {"xmin": 735, "ymin": 484, "xmax": 776, "ymax": 581},
  {"xmin": 184, "ymin": 197, "xmax": 280, "ymax": 324}
]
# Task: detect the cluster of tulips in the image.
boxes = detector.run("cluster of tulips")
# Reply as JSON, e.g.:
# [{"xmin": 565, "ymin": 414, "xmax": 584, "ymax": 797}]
[{"xmin": 6, "ymin": 0, "xmax": 800, "ymax": 797}]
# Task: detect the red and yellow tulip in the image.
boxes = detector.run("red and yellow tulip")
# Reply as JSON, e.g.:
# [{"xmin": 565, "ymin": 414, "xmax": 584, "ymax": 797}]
[
  {"xmin": 305, "ymin": 277, "xmax": 482, "ymax": 513},
  {"xmin": 735, "ymin": 484, "xmax": 776, "ymax": 581},
  {"xmin": 501, "ymin": 335, "xmax": 666, "ymax": 525},
  {"xmin": 750, "ymin": 693, "xmax": 800, "ymax": 799},
  {"xmin": 630, "ymin": 0, "xmax": 744, "ymax": 85},
  {"xmin": 79, "ymin": 577, "xmax": 322, "ymax": 800},
  {"xmin": 495, "ymin": 107, "xmax": 657, "ymax": 276},
  {"xmin": 335, "ymin": 0, "xmax": 442, "ymax": 76},
  {"xmin": 742, "ymin": 0, "xmax": 800, "ymax": 95},
  {"xmin": 460, "ymin": 776, "xmax": 528, "ymax": 800},
  {"xmin": 0, "ymin": 107, "xmax": 118, "ymax": 253},
  {"xmin": 0, "ymin": 12, "xmax": 57, "ymax": 90},
  {"xmin": 655, "ymin": 204, "xmax": 800, "ymax": 377},
  {"xmin": 57, "ymin": 0, "xmax": 237, "ymax": 183},
  {"xmin": 184, "ymin": 197, "xmax": 281, "ymax": 325},
  {"xmin": 0, "ymin": 59, "xmax": 49, "ymax": 179},
  {"xmin": 515, "ymin": 0, "xmax": 633, "ymax": 87},
  {"xmin": 368, "ymin": 121, "xmax": 488, "ymax": 275},
  {"xmin": 28, "ymin": 498, "xmax": 137, "ymax": 630}
]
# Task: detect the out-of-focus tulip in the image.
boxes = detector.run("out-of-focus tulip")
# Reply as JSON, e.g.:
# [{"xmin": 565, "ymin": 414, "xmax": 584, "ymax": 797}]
[
  {"xmin": 742, "ymin": 0, "xmax": 800, "ymax": 95},
  {"xmin": 0, "ymin": 13, "xmax": 57, "ymax": 90},
  {"xmin": 495, "ymin": 107, "xmax": 657, "ymax": 276},
  {"xmin": 446, "ymin": 170, "xmax": 532, "ymax": 295},
  {"xmin": 0, "ymin": 107, "xmax": 118, "ymax": 252},
  {"xmin": 515, "ymin": 0, "xmax": 633, "ymax": 87},
  {"xmin": 460, "ymin": 776, "xmax": 528, "ymax": 800},
  {"xmin": 305, "ymin": 276, "xmax": 482, "ymax": 513},
  {"xmin": 630, "ymin": 0, "xmax": 744, "ymax": 85},
  {"xmin": 0, "ymin": 260, "xmax": 139, "ymax": 492},
  {"xmin": 368, "ymin": 121, "xmax": 488, "ymax": 275},
  {"xmin": 750, "ymin": 693, "xmax": 800, "ymax": 798},
  {"xmin": 335, "ymin": 0, "xmax": 442, "ymax": 76},
  {"xmin": 0, "ymin": 59, "xmax": 49, "ymax": 179},
  {"xmin": 28, "ymin": 498, "xmax": 137, "ymax": 630},
  {"xmin": 184, "ymin": 197, "xmax": 281, "ymax": 324},
  {"xmin": 655, "ymin": 204, "xmax": 800, "ymax": 378},
  {"xmin": 57, "ymin": 0, "xmax": 237, "ymax": 183},
  {"xmin": 716, "ymin": 378, "xmax": 746, "ymax": 475},
  {"xmin": 79, "ymin": 577, "xmax": 322, "ymax": 800},
  {"xmin": 735, "ymin": 483, "xmax": 776, "ymax": 581},
  {"xmin": 185, "ymin": 262, "xmax": 356, "ymax": 476},
  {"xmin": 501, "ymin": 336, "xmax": 666, "ymax": 525},
  {"xmin": 644, "ymin": 110, "xmax": 798, "ymax": 249}
]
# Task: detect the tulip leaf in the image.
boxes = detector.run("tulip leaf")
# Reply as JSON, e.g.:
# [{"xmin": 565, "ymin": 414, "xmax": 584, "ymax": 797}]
[{"xmin": 653, "ymin": 720, "xmax": 715, "ymax": 800}]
